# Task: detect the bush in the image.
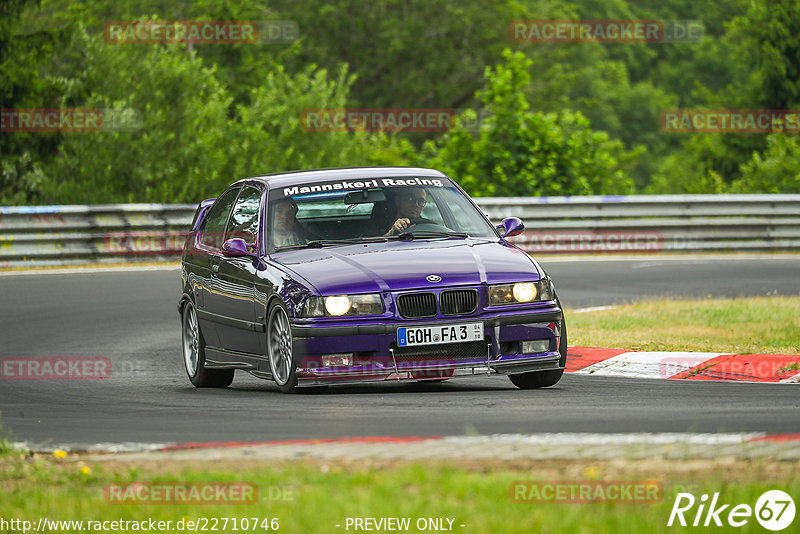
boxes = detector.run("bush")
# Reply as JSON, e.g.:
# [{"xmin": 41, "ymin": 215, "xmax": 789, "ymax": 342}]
[{"xmin": 424, "ymin": 50, "xmax": 634, "ymax": 197}]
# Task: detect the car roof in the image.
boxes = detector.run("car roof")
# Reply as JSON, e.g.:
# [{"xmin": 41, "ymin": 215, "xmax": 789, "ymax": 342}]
[{"xmin": 235, "ymin": 166, "xmax": 449, "ymax": 190}]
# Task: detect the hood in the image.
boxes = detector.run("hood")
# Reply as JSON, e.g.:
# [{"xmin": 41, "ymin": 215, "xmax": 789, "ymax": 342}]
[{"xmin": 272, "ymin": 239, "xmax": 542, "ymax": 294}]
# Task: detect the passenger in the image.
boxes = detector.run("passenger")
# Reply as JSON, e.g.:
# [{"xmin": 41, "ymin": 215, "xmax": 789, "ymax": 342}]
[{"xmin": 270, "ymin": 197, "xmax": 308, "ymax": 248}]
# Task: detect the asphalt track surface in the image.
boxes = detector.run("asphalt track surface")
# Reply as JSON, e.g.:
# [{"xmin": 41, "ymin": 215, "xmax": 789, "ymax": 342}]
[{"xmin": 1, "ymin": 256, "xmax": 798, "ymax": 447}]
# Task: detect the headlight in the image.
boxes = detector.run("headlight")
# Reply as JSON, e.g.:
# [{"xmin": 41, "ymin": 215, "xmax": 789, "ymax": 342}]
[
  {"xmin": 301, "ymin": 294, "xmax": 384, "ymax": 317},
  {"xmin": 512, "ymin": 282, "xmax": 537, "ymax": 302},
  {"xmin": 325, "ymin": 296, "xmax": 351, "ymax": 316},
  {"xmin": 488, "ymin": 279, "xmax": 554, "ymax": 306}
]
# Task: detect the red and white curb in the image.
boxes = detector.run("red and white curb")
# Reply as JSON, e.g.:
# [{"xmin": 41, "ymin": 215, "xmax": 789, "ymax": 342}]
[
  {"xmin": 22, "ymin": 433, "xmax": 800, "ymax": 460},
  {"xmin": 567, "ymin": 347, "xmax": 800, "ymax": 383}
]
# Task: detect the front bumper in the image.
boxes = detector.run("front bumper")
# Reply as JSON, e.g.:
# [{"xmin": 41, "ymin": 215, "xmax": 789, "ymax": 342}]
[{"xmin": 290, "ymin": 307, "xmax": 563, "ymax": 386}]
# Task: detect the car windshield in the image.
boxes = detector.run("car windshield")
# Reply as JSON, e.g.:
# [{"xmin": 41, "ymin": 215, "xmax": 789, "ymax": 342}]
[{"xmin": 267, "ymin": 179, "xmax": 497, "ymax": 251}]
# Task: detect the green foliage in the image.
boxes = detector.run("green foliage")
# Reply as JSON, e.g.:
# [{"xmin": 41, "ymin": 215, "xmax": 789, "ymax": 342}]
[
  {"xmin": 39, "ymin": 26, "xmax": 234, "ymax": 203},
  {"xmin": 727, "ymin": 0, "xmax": 800, "ymax": 109},
  {"xmin": 270, "ymin": 0, "xmax": 529, "ymax": 110},
  {"xmin": 2, "ymin": 0, "xmax": 799, "ymax": 204},
  {"xmin": 229, "ymin": 64, "xmax": 409, "ymax": 180},
  {"xmin": 732, "ymin": 134, "xmax": 800, "ymax": 193},
  {"xmin": 426, "ymin": 50, "xmax": 634, "ymax": 197},
  {"xmin": 0, "ymin": 0, "xmax": 68, "ymax": 203},
  {"xmin": 35, "ymin": 28, "xmax": 412, "ymax": 203},
  {"xmin": 651, "ymin": 0, "xmax": 800, "ymax": 192}
]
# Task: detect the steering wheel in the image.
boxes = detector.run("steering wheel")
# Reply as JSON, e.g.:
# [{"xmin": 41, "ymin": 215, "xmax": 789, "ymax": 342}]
[{"xmin": 405, "ymin": 218, "xmax": 454, "ymax": 233}]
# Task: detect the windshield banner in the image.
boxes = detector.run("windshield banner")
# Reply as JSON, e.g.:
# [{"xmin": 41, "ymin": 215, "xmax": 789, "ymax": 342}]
[{"xmin": 279, "ymin": 177, "xmax": 447, "ymax": 197}]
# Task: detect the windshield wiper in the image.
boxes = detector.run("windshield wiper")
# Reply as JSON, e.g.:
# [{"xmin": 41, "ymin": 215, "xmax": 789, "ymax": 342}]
[
  {"xmin": 274, "ymin": 239, "xmax": 350, "ymax": 251},
  {"xmin": 394, "ymin": 230, "xmax": 469, "ymax": 240},
  {"xmin": 275, "ymin": 237, "xmax": 389, "ymax": 251}
]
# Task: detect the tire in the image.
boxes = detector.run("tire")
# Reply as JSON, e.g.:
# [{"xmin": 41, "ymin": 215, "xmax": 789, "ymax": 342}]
[
  {"xmin": 181, "ymin": 301, "xmax": 234, "ymax": 388},
  {"xmin": 267, "ymin": 299, "xmax": 299, "ymax": 393},
  {"xmin": 508, "ymin": 314, "xmax": 567, "ymax": 390}
]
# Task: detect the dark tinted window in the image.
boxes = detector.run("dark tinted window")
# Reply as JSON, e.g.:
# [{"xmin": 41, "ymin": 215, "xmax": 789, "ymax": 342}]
[
  {"xmin": 200, "ymin": 187, "xmax": 240, "ymax": 249},
  {"xmin": 225, "ymin": 186, "xmax": 262, "ymax": 250},
  {"xmin": 267, "ymin": 182, "xmax": 496, "ymax": 248}
]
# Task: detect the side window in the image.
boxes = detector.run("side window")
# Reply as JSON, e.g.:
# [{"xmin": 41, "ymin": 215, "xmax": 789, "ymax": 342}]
[
  {"xmin": 200, "ymin": 187, "xmax": 240, "ymax": 249},
  {"xmin": 224, "ymin": 186, "xmax": 262, "ymax": 250}
]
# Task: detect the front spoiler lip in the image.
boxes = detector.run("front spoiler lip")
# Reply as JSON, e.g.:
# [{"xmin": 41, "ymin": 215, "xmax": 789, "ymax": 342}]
[
  {"xmin": 296, "ymin": 353, "xmax": 562, "ymax": 386},
  {"xmin": 291, "ymin": 309, "xmax": 562, "ymax": 338}
]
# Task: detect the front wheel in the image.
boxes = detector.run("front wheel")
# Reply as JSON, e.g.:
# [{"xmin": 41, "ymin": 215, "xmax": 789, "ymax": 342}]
[
  {"xmin": 182, "ymin": 301, "xmax": 234, "ymax": 388},
  {"xmin": 267, "ymin": 300, "xmax": 299, "ymax": 393},
  {"xmin": 508, "ymin": 315, "xmax": 567, "ymax": 390}
]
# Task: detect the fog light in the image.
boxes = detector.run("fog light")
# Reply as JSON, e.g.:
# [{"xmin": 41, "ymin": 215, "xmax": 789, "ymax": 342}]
[
  {"xmin": 521, "ymin": 340, "xmax": 550, "ymax": 354},
  {"xmin": 321, "ymin": 353, "xmax": 354, "ymax": 367}
]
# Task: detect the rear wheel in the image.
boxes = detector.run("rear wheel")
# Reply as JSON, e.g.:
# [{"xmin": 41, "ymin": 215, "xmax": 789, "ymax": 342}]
[
  {"xmin": 182, "ymin": 301, "xmax": 234, "ymax": 388},
  {"xmin": 267, "ymin": 300, "xmax": 299, "ymax": 393},
  {"xmin": 508, "ymin": 315, "xmax": 567, "ymax": 390}
]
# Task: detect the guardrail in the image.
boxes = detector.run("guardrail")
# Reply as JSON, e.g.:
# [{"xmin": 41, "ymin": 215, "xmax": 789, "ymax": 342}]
[
  {"xmin": 0, "ymin": 204, "xmax": 196, "ymax": 267},
  {"xmin": 480, "ymin": 194, "xmax": 800, "ymax": 254},
  {"xmin": 1, "ymin": 195, "xmax": 799, "ymax": 267}
]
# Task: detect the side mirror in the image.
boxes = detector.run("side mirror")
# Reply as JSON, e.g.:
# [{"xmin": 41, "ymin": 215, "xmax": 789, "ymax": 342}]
[
  {"xmin": 222, "ymin": 238, "xmax": 257, "ymax": 258},
  {"xmin": 497, "ymin": 217, "xmax": 525, "ymax": 238}
]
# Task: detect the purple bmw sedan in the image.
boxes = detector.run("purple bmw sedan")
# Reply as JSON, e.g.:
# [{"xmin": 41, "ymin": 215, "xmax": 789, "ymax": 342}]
[{"xmin": 179, "ymin": 167, "xmax": 566, "ymax": 393}]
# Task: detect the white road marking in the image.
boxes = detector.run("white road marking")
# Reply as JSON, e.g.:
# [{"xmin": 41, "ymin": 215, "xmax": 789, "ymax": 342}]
[{"xmin": 574, "ymin": 351, "xmax": 732, "ymax": 379}]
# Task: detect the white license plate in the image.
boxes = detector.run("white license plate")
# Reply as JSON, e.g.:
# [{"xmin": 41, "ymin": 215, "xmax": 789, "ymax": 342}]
[{"xmin": 397, "ymin": 322, "xmax": 483, "ymax": 347}]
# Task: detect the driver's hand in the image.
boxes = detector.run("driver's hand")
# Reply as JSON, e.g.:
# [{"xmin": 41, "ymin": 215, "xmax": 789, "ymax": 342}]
[{"xmin": 386, "ymin": 217, "xmax": 411, "ymax": 236}]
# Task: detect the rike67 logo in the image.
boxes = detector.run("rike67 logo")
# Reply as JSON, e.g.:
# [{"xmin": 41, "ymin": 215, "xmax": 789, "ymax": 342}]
[{"xmin": 668, "ymin": 490, "xmax": 795, "ymax": 531}]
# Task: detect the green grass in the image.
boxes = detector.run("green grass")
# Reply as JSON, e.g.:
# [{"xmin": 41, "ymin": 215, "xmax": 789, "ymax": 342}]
[
  {"xmin": 1, "ymin": 453, "xmax": 798, "ymax": 534},
  {"xmin": 568, "ymin": 296, "xmax": 800, "ymax": 354},
  {"xmin": 0, "ymin": 436, "xmax": 15, "ymax": 456}
]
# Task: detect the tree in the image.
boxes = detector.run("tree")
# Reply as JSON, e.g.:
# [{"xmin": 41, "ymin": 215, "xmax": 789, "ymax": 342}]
[
  {"xmin": 424, "ymin": 50, "xmax": 634, "ymax": 197},
  {"xmin": 732, "ymin": 134, "xmax": 800, "ymax": 193},
  {"xmin": 39, "ymin": 25, "xmax": 234, "ymax": 203},
  {"xmin": 35, "ymin": 26, "xmax": 412, "ymax": 203},
  {"xmin": 228, "ymin": 63, "xmax": 413, "ymax": 181},
  {"xmin": 0, "ymin": 0, "xmax": 67, "ymax": 203}
]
